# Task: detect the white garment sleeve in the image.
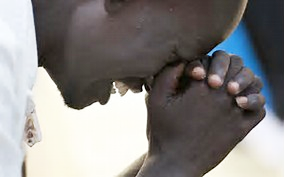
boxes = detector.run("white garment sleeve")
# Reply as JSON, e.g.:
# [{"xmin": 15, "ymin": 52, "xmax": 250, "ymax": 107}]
[{"xmin": 0, "ymin": 0, "xmax": 38, "ymax": 176}]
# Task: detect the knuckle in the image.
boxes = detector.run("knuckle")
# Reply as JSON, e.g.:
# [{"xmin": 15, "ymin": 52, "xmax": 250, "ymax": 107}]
[
  {"xmin": 213, "ymin": 50, "xmax": 228, "ymax": 57},
  {"xmin": 242, "ymin": 67, "xmax": 254, "ymax": 77},
  {"xmin": 236, "ymin": 68, "xmax": 254, "ymax": 85},
  {"xmin": 254, "ymin": 76, "xmax": 264, "ymax": 89},
  {"xmin": 230, "ymin": 55, "xmax": 244, "ymax": 66}
]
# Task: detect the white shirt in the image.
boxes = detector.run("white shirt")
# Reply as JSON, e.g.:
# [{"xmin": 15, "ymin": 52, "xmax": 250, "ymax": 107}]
[{"xmin": 0, "ymin": 0, "xmax": 38, "ymax": 176}]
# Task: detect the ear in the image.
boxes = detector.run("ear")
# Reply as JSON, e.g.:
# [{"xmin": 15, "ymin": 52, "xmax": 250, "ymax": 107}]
[{"xmin": 104, "ymin": 0, "xmax": 130, "ymax": 14}]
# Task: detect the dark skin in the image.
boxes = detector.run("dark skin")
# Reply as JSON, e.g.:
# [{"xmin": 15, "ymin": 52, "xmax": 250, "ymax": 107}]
[
  {"xmin": 118, "ymin": 52, "xmax": 266, "ymax": 177},
  {"xmin": 138, "ymin": 57, "xmax": 265, "ymax": 177},
  {"xmin": 32, "ymin": 0, "xmax": 248, "ymax": 108},
  {"xmin": 28, "ymin": 0, "xmax": 266, "ymax": 176}
]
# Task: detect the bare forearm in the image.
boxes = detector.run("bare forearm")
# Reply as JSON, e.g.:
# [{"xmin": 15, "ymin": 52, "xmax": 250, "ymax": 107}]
[{"xmin": 136, "ymin": 154, "xmax": 201, "ymax": 177}]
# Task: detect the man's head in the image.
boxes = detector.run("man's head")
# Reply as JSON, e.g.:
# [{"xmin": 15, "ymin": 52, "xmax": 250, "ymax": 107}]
[{"xmin": 32, "ymin": 0, "xmax": 248, "ymax": 109}]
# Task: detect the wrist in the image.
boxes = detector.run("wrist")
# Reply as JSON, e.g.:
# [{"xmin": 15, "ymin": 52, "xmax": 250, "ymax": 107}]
[{"xmin": 137, "ymin": 152, "xmax": 203, "ymax": 177}]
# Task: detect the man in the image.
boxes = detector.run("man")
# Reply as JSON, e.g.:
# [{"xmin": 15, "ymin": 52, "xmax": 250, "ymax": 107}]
[
  {"xmin": 0, "ymin": 0, "xmax": 265, "ymax": 176},
  {"xmin": 32, "ymin": 0, "xmax": 248, "ymax": 108}
]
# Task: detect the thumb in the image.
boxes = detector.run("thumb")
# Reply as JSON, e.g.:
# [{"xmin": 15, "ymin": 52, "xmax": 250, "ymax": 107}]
[{"xmin": 151, "ymin": 63, "xmax": 185, "ymax": 100}]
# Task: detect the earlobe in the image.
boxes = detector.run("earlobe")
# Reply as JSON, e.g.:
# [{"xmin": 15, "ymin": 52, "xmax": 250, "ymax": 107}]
[{"xmin": 104, "ymin": 0, "xmax": 129, "ymax": 14}]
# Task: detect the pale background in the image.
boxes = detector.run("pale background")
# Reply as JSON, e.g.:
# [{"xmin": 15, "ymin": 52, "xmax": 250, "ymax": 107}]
[{"xmin": 26, "ymin": 68, "xmax": 284, "ymax": 177}]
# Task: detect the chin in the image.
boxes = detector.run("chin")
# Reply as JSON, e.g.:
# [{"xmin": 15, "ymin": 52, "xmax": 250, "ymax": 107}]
[{"xmin": 61, "ymin": 86, "xmax": 108, "ymax": 110}]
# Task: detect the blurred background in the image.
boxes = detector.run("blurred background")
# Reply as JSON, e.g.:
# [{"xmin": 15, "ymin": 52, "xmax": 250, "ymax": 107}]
[{"xmin": 26, "ymin": 0, "xmax": 284, "ymax": 177}]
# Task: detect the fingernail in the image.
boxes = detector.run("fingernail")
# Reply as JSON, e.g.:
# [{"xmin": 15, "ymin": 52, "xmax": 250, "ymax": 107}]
[
  {"xmin": 236, "ymin": 96, "xmax": 248, "ymax": 109},
  {"xmin": 208, "ymin": 74, "xmax": 222, "ymax": 88},
  {"xmin": 192, "ymin": 67, "xmax": 206, "ymax": 80},
  {"xmin": 228, "ymin": 81, "xmax": 240, "ymax": 95}
]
